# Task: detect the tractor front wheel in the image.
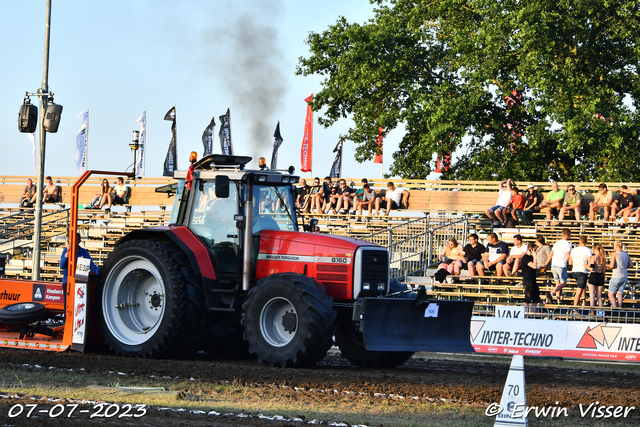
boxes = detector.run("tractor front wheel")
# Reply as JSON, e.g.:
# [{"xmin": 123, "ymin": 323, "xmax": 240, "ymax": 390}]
[{"xmin": 242, "ymin": 273, "xmax": 336, "ymax": 368}]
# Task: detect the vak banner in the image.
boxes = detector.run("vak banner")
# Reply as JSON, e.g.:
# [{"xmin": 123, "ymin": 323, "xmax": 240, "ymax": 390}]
[
  {"xmin": 163, "ymin": 106, "xmax": 177, "ymax": 177},
  {"xmin": 135, "ymin": 110, "xmax": 146, "ymax": 177},
  {"xmin": 202, "ymin": 116, "xmax": 215, "ymax": 156},
  {"xmin": 270, "ymin": 121, "xmax": 283, "ymax": 170},
  {"xmin": 218, "ymin": 108, "xmax": 233, "ymax": 155}
]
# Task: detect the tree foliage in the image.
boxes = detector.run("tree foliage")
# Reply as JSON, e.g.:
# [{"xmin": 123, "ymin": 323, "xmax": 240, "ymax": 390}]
[{"xmin": 296, "ymin": 0, "xmax": 640, "ymax": 181}]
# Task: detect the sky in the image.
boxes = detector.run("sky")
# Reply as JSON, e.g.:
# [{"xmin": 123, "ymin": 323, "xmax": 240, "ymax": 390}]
[{"xmin": 0, "ymin": 0, "xmax": 411, "ymax": 180}]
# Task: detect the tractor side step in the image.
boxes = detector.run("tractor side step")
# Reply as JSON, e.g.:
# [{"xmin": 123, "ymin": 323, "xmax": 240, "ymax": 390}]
[{"xmin": 209, "ymin": 307, "xmax": 236, "ymax": 312}]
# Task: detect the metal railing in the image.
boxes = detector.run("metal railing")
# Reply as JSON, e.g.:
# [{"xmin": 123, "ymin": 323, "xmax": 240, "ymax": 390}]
[{"xmin": 0, "ymin": 208, "xmax": 69, "ymax": 255}]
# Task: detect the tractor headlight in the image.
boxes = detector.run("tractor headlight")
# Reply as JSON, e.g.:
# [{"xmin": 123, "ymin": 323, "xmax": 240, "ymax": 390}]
[{"xmin": 363, "ymin": 282, "xmax": 370, "ymax": 290}]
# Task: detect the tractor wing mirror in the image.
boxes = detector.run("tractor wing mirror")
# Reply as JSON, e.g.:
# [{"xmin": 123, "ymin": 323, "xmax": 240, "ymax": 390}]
[{"xmin": 215, "ymin": 175, "xmax": 230, "ymax": 198}]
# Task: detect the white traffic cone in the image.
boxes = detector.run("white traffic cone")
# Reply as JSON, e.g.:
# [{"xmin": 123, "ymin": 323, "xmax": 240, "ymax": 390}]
[{"xmin": 493, "ymin": 355, "xmax": 527, "ymax": 427}]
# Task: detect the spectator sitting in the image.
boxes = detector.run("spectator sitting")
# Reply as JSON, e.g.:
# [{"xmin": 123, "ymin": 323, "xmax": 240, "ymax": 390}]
[
  {"xmin": 608, "ymin": 240, "xmax": 633, "ymax": 308},
  {"xmin": 296, "ymin": 178, "xmax": 311, "ymax": 212},
  {"xmin": 355, "ymin": 183, "xmax": 377, "ymax": 217},
  {"xmin": 521, "ymin": 246, "xmax": 540, "ymax": 316},
  {"xmin": 336, "ymin": 179, "xmax": 355, "ymax": 214},
  {"xmin": 537, "ymin": 180, "xmax": 565, "ymax": 222},
  {"xmin": 319, "ymin": 177, "xmax": 332, "ymax": 213},
  {"xmin": 612, "ymin": 185, "xmax": 635, "ymax": 219},
  {"xmin": 533, "ymin": 236, "xmax": 550, "ymax": 274},
  {"xmin": 569, "ymin": 235, "xmax": 592, "ymax": 307},
  {"xmin": 60, "ymin": 232, "xmax": 100, "ymax": 286},
  {"xmin": 89, "ymin": 179, "xmax": 112, "ymax": 209},
  {"xmin": 476, "ymin": 233, "xmax": 509, "ymax": 279},
  {"xmin": 43, "ymin": 176, "xmax": 59, "ymax": 203},
  {"xmin": 516, "ymin": 184, "xmax": 541, "ymax": 225},
  {"xmin": 545, "ymin": 228, "xmax": 572, "ymax": 304},
  {"xmin": 558, "ymin": 184, "xmax": 582, "ymax": 223},
  {"xmin": 306, "ymin": 177, "xmax": 323, "ymax": 212},
  {"xmin": 374, "ymin": 182, "xmax": 403, "ymax": 216},
  {"xmin": 589, "ymin": 183, "xmax": 613, "ymax": 223},
  {"xmin": 501, "ymin": 234, "xmax": 528, "ymax": 277},
  {"xmin": 438, "ymin": 237, "xmax": 465, "ymax": 279},
  {"xmin": 587, "ymin": 243, "xmax": 606, "ymax": 309},
  {"xmin": 503, "ymin": 186, "xmax": 524, "ymax": 225},
  {"xmin": 20, "ymin": 178, "xmax": 37, "ymax": 208},
  {"xmin": 462, "ymin": 233, "xmax": 485, "ymax": 281},
  {"xmin": 486, "ymin": 179, "xmax": 513, "ymax": 227},
  {"xmin": 104, "ymin": 177, "xmax": 128, "ymax": 212},
  {"xmin": 324, "ymin": 183, "xmax": 340, "ymax": 214}
]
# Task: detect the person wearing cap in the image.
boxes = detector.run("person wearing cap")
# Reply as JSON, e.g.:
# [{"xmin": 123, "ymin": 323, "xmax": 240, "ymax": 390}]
[
  {"xmin": 589, "ymin": 183, "xmax": 613, "ymax": 222},
  {"xmin": 558, "ymin": 184, "xmax": 582, "ymax": 223},
  {"xmin": 538, "ymin": 181, "xmax": 565, "ymax": 222},
  {"xmin": 485, "ymin": 179, "xmax": 513, "ymax": 227},
  {"xmin": 258, "ymin": 157, "xmax": 269, "ymax": 170},
  {"xmin": 516, "ymin": 184, "xmax": 540, "ymax": 225}
]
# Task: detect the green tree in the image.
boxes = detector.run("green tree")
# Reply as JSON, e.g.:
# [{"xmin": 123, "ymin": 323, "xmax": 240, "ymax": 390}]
[{"xmin": 296, "ymin": 0, "xmax": 640, "ymax": 181}]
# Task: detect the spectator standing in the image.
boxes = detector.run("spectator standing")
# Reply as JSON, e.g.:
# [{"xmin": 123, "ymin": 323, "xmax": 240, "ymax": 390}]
[
  {"xmin": 558, "ymin": 184, "xmax": 582, "ymax": 223},
  {"xmin": 587, "ymin": 244, "xmax": 606, "ymax": 308},
  {"xmin": 486, "ymin": 179, "xmax": 513, "ymax": 227},
  {"xmin": 569, "ymin": 236, "xmax": 593, "ymax": 306},
  {"xmin": 608, "ymin": 240, "xmax": 633, "ymax": 308},
  {"xmin": 476, "ymin": 233, "xmax": 509, "ymax": 279},
  {"xmin": 374, "ymin": 182, "xmax": 404, "ymax": 216},
  {"xmin": 545, "ymin": 228, "xmax": 572, "ymax": 304},
  {"xmin": 589, "ymin": 183, "xmax": 613, "ymax": 223},
  {"xmin": 438, "ymin": 237, "xmax": 465, "ymax": 277},
  {"xmin": 19, "ymin": 178, "xmax": 37, "ymax": 208},
  {"xmin": 521, "ymin": 246, "xmax": 540, "ymax": 316},
  {"xmin": 612, "ymin": 185, "xmax": 635, "ymax": 219},
  {"xmin": 516, "ymin": 184, "xmax": 541, "ymax": 225},
  {"xmin": 538, "ymin": 181, "xmax": 565, "ymax": 222},
  {"xmin": 501, "ymin": 234, "xmax": 528, "ymax": 277},
  {"xmin": 463, "ymin": 233, "xmax": 485, "ymax": 281},
  {"xmin": 60, "ymin": 232, "xmax": 100, "ymax": 285},
  {"xmin": 42, "ymin": 176, "xmax": 59, "ymax": 203}
]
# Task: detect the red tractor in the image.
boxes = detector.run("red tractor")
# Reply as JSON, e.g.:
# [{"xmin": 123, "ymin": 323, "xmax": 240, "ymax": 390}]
[{"xmin": 0, "ymin": 155, "xmax": 473, "ymax": 368}]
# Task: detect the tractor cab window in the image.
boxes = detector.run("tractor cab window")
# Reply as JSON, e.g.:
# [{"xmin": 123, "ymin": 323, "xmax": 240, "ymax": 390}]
[
  {"xmin": 189, "ymin": 180, "xmax": 239, "ymax": 274},
  {"xmin": 252, "ymin": 184, "xmax": 297, "ymax": 234}
]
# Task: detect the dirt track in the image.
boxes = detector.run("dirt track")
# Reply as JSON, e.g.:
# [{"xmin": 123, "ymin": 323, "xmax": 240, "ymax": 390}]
[{"xmin": 0, "ymin": 348, "xmax": 639, "ymax": 426}]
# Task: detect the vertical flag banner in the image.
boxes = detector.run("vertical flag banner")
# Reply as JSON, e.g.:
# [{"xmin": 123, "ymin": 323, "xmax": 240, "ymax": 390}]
[
  {"xmin": 135, "ymin": 110, "xmax": 146, "ymax": 178},
  {"xmin": 270, "ymin": 121, "xmax": 283, "ymax": 170},
  {"xmin": 300, "ymin": 94, "xmax": 313, "ymax": 172},
  {"xmin": 374, "ymin": 126, "xmax": 383, "ymax": 164},
  {"xmin": 330, "ymin": 141, "xmax": 343, "ymax": 178},
  {"xmin": 27, "ymin": 132, "xmax": 36, "ymax": 175},
  {"xmin": 163, "ymin": 105, "xmax": 177, "ymax": 177},
  {"xmin": 218, "ymin": 108, "xmax": 233, "ymax": 155},
  {"xmin": 75, "ymin": 110, "xmax": 88, "ymax": 174},
  {"xmin": 202, "ymin": 116, "xmax": 216, "ymax": 156}
]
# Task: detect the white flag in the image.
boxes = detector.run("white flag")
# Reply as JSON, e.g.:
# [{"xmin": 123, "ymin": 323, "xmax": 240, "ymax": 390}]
[
  {"xmin": 135, "ymin": 110, "xmax": 146, "ymax": 178},
  {"xmin": 27, "ymin": 132, "xmax": 36, "ymax": 175},
  {"xmin": 75, "ymin": 110, "xmax": 88, "ymax": 174}
]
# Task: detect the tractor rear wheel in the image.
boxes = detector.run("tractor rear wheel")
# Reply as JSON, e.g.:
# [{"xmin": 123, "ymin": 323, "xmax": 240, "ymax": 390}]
[
  {"xmin": 242, "ymin": 273, "xmax": 336, "ymax": 368},
  {"xmin": 97, "ymin": 238, "xmax": 209, "ymax": 358}
]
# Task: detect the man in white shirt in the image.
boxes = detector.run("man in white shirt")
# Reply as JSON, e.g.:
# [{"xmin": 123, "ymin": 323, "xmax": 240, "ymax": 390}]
[
  {"xmin": 106, "ymin": 177, "xmax": 129, "ymax": 211},
  {"xmin": 501, "ymin": 234, "xmax": 528, "ymax": 277},
  {"xmin": 485, "ymin": 179, "xmax": 513, "ymax": 227},
  {"xmin": 569, "ymin": 235, "xmax": 593, "ymax": 306},
  {"xmin": 545, "ymin": 228, "xmax": 572, "ymax": 304},
  {"xmin": 374, "ymin": 182, "xmax": 404, "ymax": 216}
]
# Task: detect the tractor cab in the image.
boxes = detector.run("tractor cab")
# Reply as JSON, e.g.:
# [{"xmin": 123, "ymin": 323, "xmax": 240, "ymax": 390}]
[{"xmin": 171, "ymin": 154, "xmax": 300, "ymax": 282}]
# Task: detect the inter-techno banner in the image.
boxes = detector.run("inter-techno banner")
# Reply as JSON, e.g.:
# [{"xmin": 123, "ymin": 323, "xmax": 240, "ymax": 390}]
[
  {"xmin": 300, "ymin": 94, "xmax": 313, "ymax": 172},
  {"xmin": 471, "ymin": 313, "xmax": 640, "ymax": 362}
]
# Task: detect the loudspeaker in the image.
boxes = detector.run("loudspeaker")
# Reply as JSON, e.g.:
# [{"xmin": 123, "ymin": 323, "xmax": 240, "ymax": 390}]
[
  {"xmin": 18, "ymin": 103, "xmax": 38, "ymax": 133},
  {"xmin": 43, "ymin": 103, "xmax": 63, "ymax": 133}
]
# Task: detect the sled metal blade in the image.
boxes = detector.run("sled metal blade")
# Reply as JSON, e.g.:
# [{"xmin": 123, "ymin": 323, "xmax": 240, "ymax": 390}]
[{"xmin": 361, "ymin": 298, "xmax": 475, "ymax": 353}]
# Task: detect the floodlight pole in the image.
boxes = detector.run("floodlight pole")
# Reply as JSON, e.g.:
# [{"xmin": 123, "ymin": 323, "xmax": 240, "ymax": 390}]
[{"xmin": 32, "ymin": 0, "xmax": 52, "ymax": 281}]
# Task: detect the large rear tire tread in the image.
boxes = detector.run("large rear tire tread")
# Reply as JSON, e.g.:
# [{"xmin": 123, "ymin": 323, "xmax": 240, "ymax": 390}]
[
  {"xmin": 242, "ymin": 273, "xmax": 337, "ymax": 368},
  {"xmin": 97, "ymin": 238, "xmax": 209, "ymax": 358}
]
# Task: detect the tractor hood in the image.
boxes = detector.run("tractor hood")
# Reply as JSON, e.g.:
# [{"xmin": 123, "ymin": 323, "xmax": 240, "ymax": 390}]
[{"xmin": 255, "ymin": 230, "xmax": 387, "ymax": 300}]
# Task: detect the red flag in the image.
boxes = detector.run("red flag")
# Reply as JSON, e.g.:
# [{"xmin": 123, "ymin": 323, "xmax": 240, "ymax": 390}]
[
  {"xmin": 374, "ymin": 126, "xmax": 383, "ymax": 164},
  {"xmin": 435, "ymin": 152, "xmax": 451, "ymax": 173},
  {"xmin": 300, "ymin": 94, "xmax": 313, "ymax": 172}
]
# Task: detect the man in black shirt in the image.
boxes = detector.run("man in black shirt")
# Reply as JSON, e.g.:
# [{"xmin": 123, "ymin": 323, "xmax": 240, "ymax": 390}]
[
  {"xmin": 296, "ymin": 178, "xmax": 312, "ymax": 212},
  {"xmin": 521, "ymin": 247, "xmax": 540, "ymax": 316},
  {"xmin": 463, "ymin": 233, "xmax": 485, "ymax": 280}
]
